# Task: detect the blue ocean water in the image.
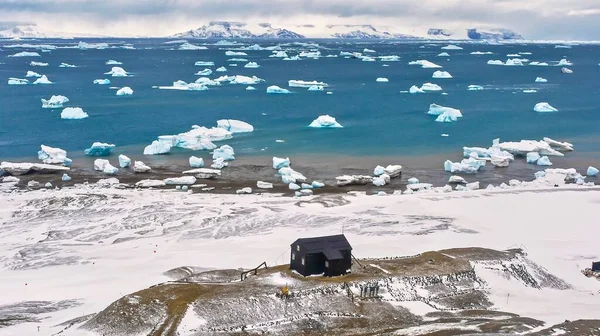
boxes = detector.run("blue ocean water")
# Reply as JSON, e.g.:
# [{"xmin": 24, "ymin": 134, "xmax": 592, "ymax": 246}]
[{"xmin": 1, "ymin": 39, "xmax": 599, "ymax": 167}]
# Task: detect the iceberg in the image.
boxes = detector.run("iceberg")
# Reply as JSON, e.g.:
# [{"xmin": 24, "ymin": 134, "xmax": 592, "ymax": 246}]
[
  {"xmin": 523, "ymin": 89, "xmax": 537, "ymax": 93},
  {"xmin": 278, "ymin": 167, "xmax": 306, "ymax": 183},
  {"xmin": 435, "ymin": 111, "xmax": 462, "ymax": 123},
  {"xmin": 143, "ymin": 137, "xmax": 174, "ymax": 155},
  {"xmin": 299, "ymin": 51, "xmax": 320, "ymax": 58},
  {"xmin": 283, "ymin": 56, "xmax": 301, "ymax": 61},
  {"xmin": 38, "ymin": 145, "xmax": 71, "ymax": 166},
  {"xmin": 444, "ymin": 156, "xmax": 486, "ymax": 174},
  {"xmin": 561, "ymin": 67, "xmax": 573, "ymax": 74},
  {"xmin": 408, "ymin": 60, "xmax": 442, "ymax": 68},
  {"xmin": 526, "ymin": 152, "xmax": 540, "ymax": 164},
  {"xmin": 468, "ymin": 85, "xmax": 484, "ymax": 91},
  {"xmin": 33, "ymin": 75, "xmax": 52, "ymax": 84},
  {"xmin": 256, "ymin": 181, "xmax": 273, "ymax": 189},
  {"xmin": 228, "ymin": 58, "xmax": 248, "ymax": 62},
  {"xmin": 557, "ymin": 58, "xmax": 572, "ymax": 66},
  {"xmin": 374, "ymin": 165, "xmax": 385, "ymax": 176},
  {"xmin": 105, "ymin": 67, "xmax": 128, "ymax": 77},
  {"xmin": 216, "ymin": 119, "xmax": 254, "ymax": 133},
  {"xmin": 136, "ymin": 179, "xmax": 165, "ymax": 188},
  {"xmin": 41, "ymin": 95, "xmax": 69, "ymax": 108},
  {"xmin": 409, "ymin": 85, "xmax": 425, "ymax": 94},
  {"xmin": 273, "ymin": 157, "xmax": 290, "ymax": 169},
  {"xmin": 432, "ymin": 71, "xmax": 452, "ymax": 79},
  {"xmin": 587, "ymin": 166, "xmax": 599, "ymax": 177},
  {"xmin": 85, "ymin": 142, "xmax": 115, "ymax": 156},
  {"xmin": 164, "ymin": 176, "xmax": 197, "ymax": 185},
  {"xmin": 94, "ymin": 159, "xmax": 118, "ymax": 175},
  {"xmin": 534, "ymin": 102, "xmax": 558, "ymax": 113},
  {"xmin": 106, "ymin": 60, "xmax": 122, "ymax": 65},
  {"xmin": 535, "ymin": 77, "xmax": 547, "ymax": 83},
  {"xmin": 93, "ymin": 79, "xmax": 110, "ymax": 85},
  {"xmin": 361, "ymin": 56, "xmax": 376, "ymax": 62},
  {"xmin": 312, "ymin": 181, "xmax": 325, "ymax": 188},
  {"xmin": 212, "ymin": 145, "xmax": 235, "ymax": 161},
  {"xmin": 498, "ymin": 140, "xmax": 563, "ymax": 156},
  {"xmin": 215, "ymin": 66, "xmax": 227, "ymax": 72},
  {"xmin": 179, "ymin": 42, "xmax": 207, "ymax": 51},
  {"xmin": 157, "ymin": 80, "xmax": 208, "ymax": 91},
  {"xmin": 308, "ymin": 85, "xmax": 324, "ymax": 91},
  {"xmin": 471, "ymin": 51, "xmax": 494, "ymax": 55},
  {"xmin": 59, "ymin": 63, "xmax": 76, "ymax": 68},
  {"xmin": 308, "ymin": 115, "xmax": 343, "ymax": 128},
  {"xmin": 226, "ymin": 75, "xmax": 264, "ymax": 85},
  {"xmin": 441, "ymin": 45, "xmax": 463, "ymax": 50},
  {"xmin": 289, "ymin": 183, "xmax": 301, "ymax": 191},
  {"xmin": 373, "ymin": 174, "xmax": 390, "ymax": 187},
  {"xmin": 363, "ymin": 48, "xmax": 376, "ymax": 53},
  {"xmin": 118, "ymin": 154, "xmax": 131, "ymax": 168},
  {"xmin": 62, "ymin": 174, "xmax": 71, "ymax": 181},
  {"xmin": 30, "ymin": 61, "xmax": 48, "ymax": 66},
  {"xmin": 543, "ymin": 137, "xmax": 574, "ymax": 151},
  {"xmin": 211, "ymin": 158, "xmax": 228, "ymax": 169},
  {"xmin": 437, "ymin": 52, "xmax": 450, "ymax": 57},
  {"xmin": 244, "ymin": 62, "xmax": 260, "ymax": 68},
  {"xmin": 380, "ymin": 55, "xmax": 400, "ymax": 61},
  {"xmin": 448, "ymin": 175, "xmax": 467, "ymax": 184},
  {"xmin": 288, "ymin": 80, "xmax": 328, "ymax": 88},
  {"xmin": 505, "ymin": 59, "xmax": 526, "ymax": 66},
  {"xmin": 61, "ymin": 107, "xmax": 88, "ymax": 119},
  {"xmin": 116, "ymin": 87, "xmax": 133, "ymax": 96},
  {"xmin": 487, "ymin": 60, "xmax": 504, "ymax": 65},
  {"xmin": 26, "ymin": 71, "xmax": 41, "ymax": 78},
  {"xmin": 383, "ymin": 165, "xmax": 402, "ymax": 178},
  {"xmin": 133, "ymin": 161, "xmax": 151, "ymax": 173},
  {"xmin": 376, "ymin": 77, "xmax": 389, "ymax": 83},
  {"xmin": 195, "ymin": 61, "xmax": 215, "ymax": 66},
  {"xmin": 420, "ymin": 83, "xmax": 443, "ymax": 92},
  {"xmin": 536, "ymin": 156, "xmax": 552, "ymax": 166},
  {"xmin": 225, "ymin": 51, "xmax": 247, "ymax": 56},
  {"xmin": 189, "ymin": 156, "xmax": 204, "ymax": 168},
  {"xmin": 195, "ymin": 69, "xmax": 213, "ymax": 76},
  {"xmin": 246, "ymin": 86, "xmax": 256, "ymax": 91},
  {"xmin": 270, "ymin": 51, "xmax": 289, "ymax": 58},
  {"xmin": 336, "ymin": 175, "xmax": 372, "ymax": 186},
  {"xmin": 9, "ymin": 51, "xmax": 40, "ymax": 57},
  {"xmin": 194, "ymin": 77, "xmax": 221, "ymax": 86},
  {"xmin": 266, "ymin": 85, "xmax": 291, "ymax": 94},
  {"xmin": 407, "ymin": 177, "xmax": 419, "ymax": 184}
]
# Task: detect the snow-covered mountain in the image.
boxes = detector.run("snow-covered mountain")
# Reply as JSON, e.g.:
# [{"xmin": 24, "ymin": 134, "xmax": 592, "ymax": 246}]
[
  {"xmin": 0, "ymin": 22, "xmax": 47, "ymax": 39},
  {"xmin": 323, "ymin": 24, "xmax": 419, "ymax": 39},
  {"xmin": 173, "ymin": 21, "xmax": 305, "ymax": 39},
  {"xmin": 427, "ymin": 27, "xmax": 524, "ymax": 40}
]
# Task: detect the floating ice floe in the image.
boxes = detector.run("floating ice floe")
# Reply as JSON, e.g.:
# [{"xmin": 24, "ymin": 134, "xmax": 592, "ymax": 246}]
[
  {"xmin": 225, "ymin": 51, "xmax": 247, "ymax": 56},
  {"xmin": 217, "ymin": 75, "xmax": 264, "ymax": 85},
  {"xmin": 534, "ymin": 102, "xmax": 558, "ymax": 113},
  {"xmin": 30, "ymin": 61, "xmax": 48, "ymax": 67},
  {"xmin": 270, "ymin": 51, "xmax": 289, "ymax": 58},
  {"xmin": 266, "ymin": 85, "xmax": 291, "ymax": 94},
  {"xmin": 59, "ymin": 63, "xmax": 76, "ymax": 68},
  {"xmin": 441, "ymin": 44, "xmax": 462, "ymax": 50},
  {"xmin": 134, "ymin": 161, "xmax": 151, "ymax": 173},
  {"xmin": 380, "ymin": 55, "xmax": 400, "ymax": 61},
  {"xmin": 543, "ymin": 137, "xmax": 573, "ymax": 151},
  {"xmin": 523, "ymin": 89, "xmax": 537, "ymax": 93},
  {"xmin": 408, "ymin": 60, "xmax": 442, "ymax": 68},
  {"xmin": 526, "ymin": 152, "xmax": 541, "ymax": 164},
  {"xmin": 468, "ymin": 85, "xmax": 484, "ymax": 91},
  {"xmin": 561, "ymin": 67, "xmax": 573, "ymax": 74},
  {"xmin": 212, "ymin": 145, "xmax": 235, "ymax": 161},
  {"xmin": 227, "ymin": 58, "xmax": 247, "ymax": 62},
  {"xmin": 41, "ymin": 95, "xmax": 69, "ymax": 108},
  {"xmin": 9, "ymin": 51, "xmax": 40, "ymax": 57},
  {"xmin": 164, "ymin": 176, "xmax": 197, "ymax": 185},
  {"xmin": 61, "ymin": 107, "xmax": 88, "ymax": 119},
  {"xmin": 156, "ymin": 80, "xmax": 208, "ymax": 91},
  {"xmin": 487, "ymin": 60, "xmax": 504, "ymax": 65},
  {"xmin": 189, "ymin": 156, "xmax": 204, "ymax": 168},
  {"xmin": 557, "ymin": 58, "xmax": 573, "ymax": 66},
  {"xmin": 93, "ymin": 79, "xmax": 110, "ymax": 85},
  {"xmin": 283, "ymin": 56, "xmax": 301, "ymax": 61},
  {"xmin": 118, "ymin": 155, "xmax": 131, "ymax": 168},
  {"xmin": 38, "ymin": 145, "xmax": 71, "ymax": 166},
  {"xmin": 409, "ymin": 85, "xmax": 425, "ymax": 94},
  {"xmin": 537, "ymin": 156, "xmax": 553, "ymax": 166},
  {"xmin": 288, "ymin": 80, "xmax": 328, "ymax": 88},
  {"xmin": 106, "ymin": 60, "xmax": 122, "ymax": 65},
  {"xmin": 444, "ymin": 156, "xmax": 486, "ymax": 174},
  {"xmin": 273, "ymin": 157, "xmax": 290, "ymax": 169},
  {"xmin": 376, "ymin": 77, "xmax": 389, "ymax": 82},
  {"xmin": 217, "ymin": 119, "xmax": 254, "ymax": 133},
  {"xmin": 427, "ymin": 103, "xmax": 463, "ymax": 123},
  {"xmin": 195, "ymin": 68, "xmax": 213, "ymax": 76},
  {"xmin": 535, "ymin": 77, "xmax": 547, "ymax": 83},
  {"xmin": 588, "ymin": 166, "xmax": 599, "ymax": 176},
  {"xmin": 116, "ymin": 87, "xmax": 133, "ymax": 96},
  {"xmin": 244, "ymin": 62, "xmax": 260, "ymax": 68},
  {"xmin": 420, "ymin": 83, "xmax": 443, "ymax": 92},
  {"xmin": 178, "ymin": 42, "xmax": 207, "ymax": 51},
  {"xmin": 85, "ymin": 142, "xmax": 115, "ymax": 156},
  {"xmin": 336, "ymin": 175, "xmax": 372, "ymax": 186},
  {"xmin": 94, "ymin": 159, "xmax": 118, "ymax": 175},
  {"xmin": 437, "ymin": 52, "xmax": 450, "ymax": 57},
  {"xmin": 363, "ymin": 48, "xmax": 376, "ymax": 53},
  {"xmin": 308, "ymin": 85, "xmax": 324, "ymax": 91},
  {"xmin": 246, "ymin": 86, "xmax": 256, "ymax": 91},
  {"xmin": 195, "ymin": 61, "xmax": 214, "ymax": 66},
  {"xmin": 33, "ymin": 75, "xmax": 52, "ymax": 84},
  {"xmin": 361, "ymin": 56, "xmax": 376, "ymax": 62},
  {"xmin": 432, "ymin": 71, "xmax": 452, "ymax": 79},
  {"xmin": 105, "ymin": 67, "xmax": 128, "ymax": 77},
  {"xmin": 78, "ymin": 42, "xmax": 108, "ymax": 50},
  {"xmin": 530, "ymin": 62, "xmax": 549, "ymax": 66},
  {"xmin": 194, "ymin": 77, "xmax": 220, "ymax": 86},
  {"xmin": 471, "ymin": 51, "xmax": 493, "ymax": 55},
  {"xmin": 215, "ymin": 66, "xmax": 227, "ymax": 72},
  {"xmin": 26, "ymin": 71, "xmax": 41, "ymax": 78},
  {"xmin": 299, "ymin": 50, "xmax": 321, "ymax": 58},
  {"xmin": 308, "ymin": 115, "xmax": 343, "ymax": 128},
  {"xmin": 183, "ymin": 168, "xmax": 221, "ymax": 179},
  {"xmin": 143, "ymin": 137, "xmax": 173, "ymax": 155}
]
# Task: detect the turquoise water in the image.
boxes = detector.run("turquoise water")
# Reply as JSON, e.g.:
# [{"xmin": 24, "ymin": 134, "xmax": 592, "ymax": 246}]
[{"xmin": 1, "ymin": 39, "xmax": 599, "ymax": 165}]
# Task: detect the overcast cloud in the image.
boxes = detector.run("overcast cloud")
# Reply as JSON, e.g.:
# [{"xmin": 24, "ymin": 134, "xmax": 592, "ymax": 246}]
[{"xmin": 1, "ymin": 0, "xmax": 599, "ymax": 39}]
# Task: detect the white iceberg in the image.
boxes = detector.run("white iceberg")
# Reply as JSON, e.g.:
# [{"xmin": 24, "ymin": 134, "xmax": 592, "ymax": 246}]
[
  {"xmin": 498, "ymin": 139, "xmax": 563, "ymax": 156},
  {"xmin": 106, "ymin": 60, "xmax": 122, "ymax": 65},
  {"xmin": 487, "ymin": 60, "xmax": 504, "ymax": 65},
  {"xmin": 118, "ymin": 155, "xmax": 131, "ymax": 168},
  {"xmin": 441, "ymin": 45, "xmax": 462, "ymax": 50},
  {"xmin": 526, "ymin": 152, "xmax": 541, "ymax": 164},
  {"xmin": 189, "ymin": 156, "xmax": 204, "ymax": 168},
  {"xmin": 536, "ymin": 156, "xmax": 553, "ymax": 166},
  {"xmin": 164, "ymin": 176, "xmax": 197, "ymax": 185},
  {"xmin": 85, "ymin": 142, "xmax": 115, "ymax": 156},
  {"xmin": 62, "ymin": 174, "xmax": 71, "ymax": 181},
  {"xmin": 273, "ymin": 157, "xmax": 290, "ymax": 169},
  {"xmin": 279, "ymin": 167, "xmax": 307, "ymax": 183},
  {"xmin": 179, "ymin": 42, "xmax": 207, "ymax": 51},
  {"xmin": 33, "ymin": 75, "xmax": 52, "ymax": 84},
  {"xmin": 380, "ymin": 55, "xmax": 400, "ymax": 61},
  {"xmin": 468, "ymin": 85, "xmax": 484, "ymax": 91},
  {"xmin": 428, "ymin": 104, "xmax": 463, "ymax": 123},
  {"xmin": 225, "ymin": 51, "xmax": 247, "ymax": 56},
  {"xmin": 9, "ymin": 51, "xmax": 40, "ymax": 57},
  {"xmin": 244, "ymin": 62, "xmax": 260, "ymax": 68},
  {"xmin": 471, "ymin": 51, "xmax": 493, "ymax": 55},
  {"xmin": 444, "ymin": 157, "xmax": 486, "ymax": 174},
  {"xmin": 557, "ymin": 58, "xmax": 572, "ymax": 66},
  {"xmin": 38, "ymin": 145, "xmax": 71, "ymax": 166},
  {"xmin": 587, "ymin": 166, "xmax": 599, "ymax": 176},
  {"xmin": 448, "ymin": 175, "xmax": 467, "ymax": 184},
  {"xmin": 534, "ymin": 102, "xmax": 558, "ymax": 113},
  {"xmin": 195, "ymin": 61, "xmax": 214, "ymax": 66},
  {"xmin": 195, "ymin": 69, "xmax": 213, "ymax": 76},
  {"xmin": 437, "ymin": 52, "xmax": 450, "ymax": 57},
  {"xmin": 93, "ymin": 79, "xmax": 110, "ymax": 85},
  {"xmin": 373, "ymin": 174, "xmax": 390, "ymax": 187},
  {"xmin": 246, "ymin": 86, "xmax": 256, "ymax": 91},
  {"xmin": 299, "ymin": 51, "xmax": 320, "ymax": 58},
  {"xmin": 225, "ymin": 75, "xmax": 264, "ymax": 85},
  {"xmin": 136, "ymin": 179, "xmax": 164, "ymax": 188},
  {"xmin": 143, "ymin": 137, "xmax": 174, "ymax": 155},
  {"xmin": 266, "ymin": 85, "xmax": 291, "ymax": 94},
  {"xmin": 535, "ymin": 77, "xmax": 547, "ymax": 83},
  {"xmin": 376, "ymin": 77, "xmax": 389, "ymax": 82},
  {"xmin": 228, "ymin": 58, "xmax": 247, "ymax": 62},
  {"xmin": 211, "ymin": 158, "xmax": 228, "ymax": 169},
  {"xmin": 194, "ymin": 77, "xmax": 220, "ymax": 86},
  {"xmin": 217, "ymin": 119, "xmax": 254, "ymax": 133},
  {"xmin": 26, "ymin": 71, "xmax": 41, "ymax": 78},
  {"xmin": 561, "ymin": 67, "xmax": 573, "ymax": 74},
  {"xmin": 505, "ymin": 59, "xmax": 526, "ymax": 66},
  {"xmin": 289, "ymin": 183, "xmax": 301, "ymax": 191},
  {"xmin": 30, "ymin": 61, "xmax": 48, "ymax": 66},
  {"xmin": 257, "ymin": 181, "xmax": 273, "ymax": 189},
  {"xmin": 270, "ymin": 51, "xmax": 289, "ymax": 58},
  {"xmin": 283, "ymin": 56, "xmax": 301, "ymax": 61},
  {"xmin": 105, "ymin": 67, "xmax": 128, "ymax": 77},
  {"xmin": 408, "ymin": 60, "xmax": 442, "ymax": 68},
  {"xmin": 215, "ymin": 66, "xmax": 227, "ymax": 72},
  {"xmin": 41, "ymin": 95, "xmax": 69, "ymax": 108},
  {"xmin": 308, "ymin": 85, "xmax": 324, "ymax": 91},
  {"xmin": 374, "ymin": 165, "xmax": 385, "ymax": 176},
  {"xmin": 523, "ymin": 89, "xmax": 537, "ymax": 93},
  {"xmin": 336, "ymin": 175, "xmax": 372, "ymax": 186},
  {"xmin": 116, "ymin": 87, "xmax": 133, "ymax": 96},
  {"xmin": 543, "ymin": 137, "xmax": 574, "ymax": 151},
  {"xmin": 530, "ymin": 61, "xmax": 549, "ymax": 66},
  {"xmin": 59, "ymin": 63, "xmax": 76, "ymax": 68},
  {"xmin": 363, "ymin": 48, "xmax": 376, "ymax": 53},
  {"xmin": 134, "ymin": 161, "xmax": 151, "ymax": 173},
  {"xmin": 288, "ymin": 80, "xmax": 328, "ymax": 88},
  {"xmin": 157, "ymin": 80, "xmax": 208, "ymax": 91},
  {"xmin": 308, "ymin": 115, "xmax": 343, "ymax": 128},
  {"xmin": 212, "ymin": 145, "xmax": 235, "ymax": 161},
  {"xmin": 409, "ymin": 85, "xmax": 425, "ymax": 94},
  {"xmin": 420, "ymin": 83, "xmax": 443, "ymax": 92},
  {"xmin": 61, "ymin": 107, "xmax": 88, "ymax": 120},
  {"xmin": 432, "ymin": 71, "xmax": 452, "ymax": 79},
  {"xmin": 94, "ymin": 159, "xmax": 118, "ymax": 175}
]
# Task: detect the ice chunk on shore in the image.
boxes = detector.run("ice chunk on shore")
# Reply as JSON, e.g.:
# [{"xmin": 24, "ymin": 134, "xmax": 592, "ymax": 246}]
[
  {"xmin": 279, "ymin": 167, "xmax": 306, "ymax": 183},
  {"xmin": 437, "ymin": 52, "xmax": 450, "ymax": 57},
  {"xmin": 537, "ymin": 156, "xmax": 552, "ymax": 166},
  {"xmin": 212, "ymin": 145, "xmax": 235, "ymax": 161},
  {"xmin": 432, "ymin": 71, "xmax": 452, "ymax": 79},
  {"xmin": 441, "ymin": 44, "xmax": 463, "ymax": 50},
  {"xmin": 312, "ymin": 181, "xmax": 325, "ymax": 188},
  {"xmin": 41, "ymin": 95, "xmax": 69, "ymax": 108},
  {"xmin": 164, "ymin": 176, "xmax": 197, "ymax": 185},
  {"xmin": 374, "ymin": 165, "xmax": 385, "ymax": 176},
  {"xmin": 408, "ymin": 60, "xmax": 442, "ymax": 68},
  {"xmin": 85, "ymin": 142, "xmax": 115, "ymax": 156},
  {"xmin": 105, "ymin": 67, "xmax": 128, "ymax": 77},
  {"xmin": 420, "ymin": 83, "xmax": 443, "ymax": 91},
  {"xmin": 376, "ymin": 77, "xmax": 389, "ymax": 82},
  {"xmin": 106, "ymin": 60, "xmax": 122, "ymax": 65},
  {"xmin": 143, "ymin": 137, "xmax": 174, "ymax": 155},
  {"xmin": 499, "ymin": 140, "xmax": 563, "ymax": 156},
  {"xmin": 373, "ymin": 174, "xmax": 390, "ymax": 186},
  {"xmin": 267, "ymin": 85, "xmax": 291, "ymax": 94},
  {"xmin": 244, "ymin": 62, "xmax": 260, "ymax": 68},
  {"xmin": 336, "ymin": 175, "xmax": 372, "ymax": 186},
  {"xmin": 534, "ymin": 102, "xmax": 558, "ymax": 112},
  {"xmin": 468, "ymin": 85, "xmax": 484, "ymax": 91},
  {"xmin": 526, "ymin": 152, "xmax": 541, "ymax": 164},
  {"xmin": 61, "ymin": 107, "xmax": 88, "ymax": 119},
  {"xmin": 195, "ymin": 69, "xmax": 212, "ymax": 76},
  {"xmin": 94, "ymin": 79, "xmax": 110, "ymax": 85},
  {"xmin": 9, "ymin": 51, "xmax": 40, "ymax": 57},
  {"xmin": 448, "ymin": 175, "xmax": 467, "ymax": 184},
  {"xmin": 384, "ymin": 165, "xmax": 402, "ymax": 178},
  {"xmin": 256, "ymin": 181, "xmax": 273, "ymax": 189},
  {"xmin": 216, "ymin": 66, "xmax": 227, "ymax": 72},
  {"xmin": 236, "ymin": 187, "xmax": 252, "ymax": 194},
  {"xmin": 30, "ymin": 61, "xmax": 48, "ymax": 67},
  {"xmin": 94, "ymin": 159, "xmax": 118, "ymax": 174},
  {"xmin": 26, "ymin": 71, "xmax": 41, "ymax": 78},
  {"xmin": 62, "ymin": 173, "xmax": 71, "ymax": 181},
  {"xmin": 288, "ymin": 183, "xmax": 301, "ymax": 191},
  {"xmin": 195, "ymin": 61, "xmax": 214, "ymax": 66},
  {"xmin": 188, "ymin": 156, "xmax": 204, "ymax": 168},
  {"xmin": 543, "ymin": 137, "xmax": 574, "ymax": 151},
  {"xmin": 309, "ymin": 115, "xmax": 343, "ymax": 128},
  {"xmin": 588, "ymin": 166, "xmax": 599, "ymax": 176},
  {"xmin": 118, "ymin": 155, "xmax": 131, "ymax": 168},
  {"xmin": 116, "ymin": 87, "xmax": 133, "ymax": 96},
  {"xmin": 38, "ymin": 145, "xmax": 71, "ymax": 166},
  {"xmin": 33, "ymin": 75, "xmax": 52, "ymax": 84},
  {"xmin": 136, "ymin": 179, "xmax": 165, "ymax": 188},
  {"xmin": 134, "ymin": 161, "xmax": 151, "ymax": 173},
  {"xmin": 409, "ymin": 85, "xmax": 425, "ymax": 94},
  {"xmin": 444, "ymin": 157, "xmax": 485, "ymax": 174},
  {"xmin": 273, "ymin": 157, "xmax": 290, "ymax": 170},
  {"xmin": 288, "ymin": 80, "xmax": 328, "ymax": 88},
  {"xmin": 407, "ymin": 177, "xmax": 419, "ymax": 184},
  {"xmin": 535, "ymin": 77, "xmax": 547, "ymax": 83},
  {"xmin": 216, "ymin": 119, "xmax": 254, "ymax": 133}
]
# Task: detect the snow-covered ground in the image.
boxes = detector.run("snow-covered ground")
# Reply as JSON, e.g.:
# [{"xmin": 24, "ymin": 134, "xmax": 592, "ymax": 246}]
[{"xmin": 1, "ymin": 187, "xmax": 600, "ymax": 335}]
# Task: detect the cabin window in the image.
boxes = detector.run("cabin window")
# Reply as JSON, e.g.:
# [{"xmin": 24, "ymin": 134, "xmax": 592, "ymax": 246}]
[
  {"xmin": 296, "ymin": 245, "xmax": 300, "ymax": 251},
  {"xmin": 325, "ymin": 261, "xmax": 329, "ymax": 268},
  {"xmin": 301, "ymin": 258, "xmax": 305, "ymax": 265},
  {"xmin": 292, "ymin": 253, "xmax": 295, "ymax": 260}
]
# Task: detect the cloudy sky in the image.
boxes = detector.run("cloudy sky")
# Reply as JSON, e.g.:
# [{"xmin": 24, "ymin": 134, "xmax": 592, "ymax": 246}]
[{"xmin": 1, "ymin": 0, "xmax": 600, "ymax": 39}]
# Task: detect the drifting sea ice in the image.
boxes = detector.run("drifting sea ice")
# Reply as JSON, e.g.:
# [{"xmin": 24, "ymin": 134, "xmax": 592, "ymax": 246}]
[
  {"xmin": 244, "ymin": 62, "xmax": 260, "ymax": 68},
  {"xmin": 308, "ymin": 115, "xmax": 343, "ymax": 128},
  {"xmin": 116, "ymin": 87, "xmax": 133, "ymax": 96},
  {"xmin": 225, "ymin": 51, "xmax": 247, "ymax": 56},
  {"xmin": 156, "ymin": 80, "xmax": 208, "ymax": 91},
  {"xmin": 420, "ymin": 83, "xmax": 443, "ymax": 91},
  {"xmin": 266, "ymin": 85, "xmax": 291, "ymax": 94},
  {"xmin": 216, "ymin": 119, "xmax": 254, "ymax": 133},
  {"xmin": 468, "ymin": 85, "xmax": 484, "ymax": 91},
  {"xmin": 105, "ymin": 67, "xmax": 128, "ymax": 77},
  {"xmin": 118, "ymin": 155, "xmax": 131, "ymax": 168},
  {"xmin": 409, "ymin": 85, "xmax": 425, "ymax": 94},
  {"xmin": 437, "ymin": 52, "xmax": 450, "ymax": 57},
  {"xmin": 376, "ymin": 77, "xmax": 389, "ymax": 82},
  {"xmin": 26, "ymin": 71, "xmax": 41, "ymax": 77},
  {"xmin": 30, "ymin": 61, "xmax": 48, "ymax": 66},
  {"xmin": 523, "ymin": 89, "xmax": 537, "ymax": 93},
  {"xmin": 527, "ymin": 152, "xmax": 541, "ymax": 164},
  {"xmin": 41, "ymin": 95, "xmax": 69, "ymax": 108},
  {"xmin": 33, "ymin": 75, "xmax": 53, "ymax": 84},
  {"xmin": 534, "ymin": 102, "xmax": 558, "ymax": 112},
  {"xmin": 308, "ymin": 85, "xmax": 324, "ymax": 91},
  {"xmin": 537, "ymin": 156, "xmax": 553, "ymax": 166},
  {"xmin": 61, "ymin": 107, "xmax": 88, "ymax": 119},
  {"xmin": 93, "ymin": 79, "xmax": 110, "ymax": 85},
  {"xmin": 212, "ymin": 145, "xmax": 235, "ymax": 161},
  {"xmin": 487, "ymin": 60, "xmax": 504, "ymax": 65},
  {"xmin": 59, "ymin": 63, "xmax": 77, "ymax": 68},
  {"xmin": 195, "ymin": 69, "xmax": 213, "ymax": 76},
  {"xmin": 228, "ymin": 58, "xmax": 247, "ymax": 62},
  {"xmin": 38, "ymin": 145, "xmax": 71, "ymax": 166},
  {"xmin": 557, "ymin": 58, "xmax": 573, "ymax": 66},
  {"xmin": 408, "ymin": 60, "xmax": 442, "ymax": 68},
  {"xmin": 427, "ymin": 103, "xmax": 463, "ymax": 123},
  {"xmin": 215, "ymin": 66, "xmax": 227, "ymax": 72},
  {"xmin": 288, "ymin": 80, "xmax": 328, "ymax": 88},
  {"xmin": 84, "ymin": 142, "xmax": 116, "ymax": 156},
  {"xmin": 179, "ymin": 42, "xmax": 207, "ymax": 50},
  {"xmin": 380, "ymin": 55, "xmax": 400, "ymax": 61},
  {"xmin": 9, "ymin": 51, "xmax": 40, "ymax": 57},
  {"xmin": 194, "ymin": 77, "xmax": 220, "ymax": 86},
  {"xmin": 530, "ymin": 62, "xmax": 549, "ymax": 66},
  {"xmin": 270, "ymin": 51, "xmax": 288, "ymax": 58},
  {"xmin": 8, "ymin": 78, "xmax": 29, "ymax": 85},
  {"xmin": 535, "ymin": 77, "xmax": 548, "ymax": 83},
  {"xmin": 283, "ymin": 56, "xmax": 301, "ymax": 61},
  {"xmin": 441, "ymin": 44, "xmax": 463, "ymax": 50},
  {"xmin": 106, "ymin": 60, "xmax": 122, "ymax": 65},
  {"xmin": 471, "ymin": 51, "xmax": 493, "ymax": 55},
  {"xmin": 195, "ymin": 61, "xmax": 215, "ymax": 66},
  {"xmin": 432, "ymin": 71, "xmax": 452, "ymax": 79}
]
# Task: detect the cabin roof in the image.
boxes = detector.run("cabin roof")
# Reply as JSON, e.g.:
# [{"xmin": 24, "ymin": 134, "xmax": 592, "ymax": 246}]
[{"xmin": 291, "ymin": 234, "xmax": 351, "ymax": 259}]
